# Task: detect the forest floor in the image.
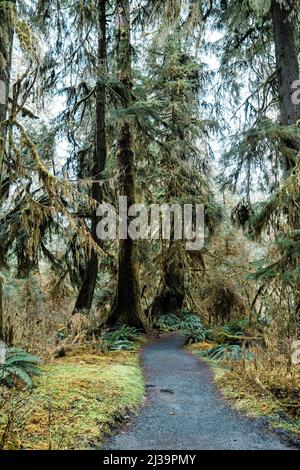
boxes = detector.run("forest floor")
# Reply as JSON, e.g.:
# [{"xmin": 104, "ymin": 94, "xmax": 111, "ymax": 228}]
[
  {"xmin": 0, "ymin": 347, "xmax": 144, "ymax": 450},
  {"xmin": 104, "ymin": 333, "xmax": 295, "ymax": 450}
]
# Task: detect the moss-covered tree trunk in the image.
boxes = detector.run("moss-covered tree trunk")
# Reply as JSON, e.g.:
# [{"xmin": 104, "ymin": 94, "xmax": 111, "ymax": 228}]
[
  {"xmin": 271, "ymin": 0, "xmax": 300, "ymax": 129},
  {"xmin": 271, "ymin": 0, "xmax": 300, "ymax": 230},
  {"xmin": 108, "ymin": 0, "xmax": 146, "ymax": 329},
  {"xmin": 0, "ymin": 0, "xmax": 15, "ymax": 169},
  {"xmin": 74, "ymin": 0, "xmax": 107, "ymax": 312},
  {"xmin": 271, "ymin": 0, "xmax": 300, "ymax": 166},
  {"xmin": 0, "ymin": 275, "xmax": 3, "ymax": 342},
  {"xmin": 271, "ymin": 0, "xmax": 300, "ymax": 293},
  {"xmin": 0, "ymin": 0, "xmax": 15, "ymax": 341}
]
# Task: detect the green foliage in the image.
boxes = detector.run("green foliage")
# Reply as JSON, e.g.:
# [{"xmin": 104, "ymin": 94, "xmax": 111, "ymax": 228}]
[
  {"xmin": 179, "ymin": 314, "xmax": 204, "ymax": 331},
  {"xmin": 155, "ymin": 312, "xmax": 203, "ymax": 330},
  {"xmin": 250, "ymin": 231, "xmax": 300, "ymax": 285},
  {"xmin": 201, "ymin": 344, "xmax": 254, "ymax": 361},
  {"xmin": 221, "ymin": 318, "xmax": 250, "ymax": 336},
  {"xmin": 155, "ymin": 314, "xmax": 182, "ymax": 330},
  {"xmin": 155, "ymin": 313, "xmax": 207, "ymax": 344},
  {"xmin": 139, "ymin": 28, "xmax": 223, "ymax": 236},
  {"xmin": 102, "ymin": 325, "xmax": 141, "ymax": 351},
  {"xmin": 205, "ymin": 318, "xmax": 250, "ymax": 343},
  {"xmin": 217, "ymin": 0, "xmax": 300, "ymax": 337},
  {"xmin": 183, "ymin": 328, "xmax": 206, "ymax": 344},
  {"xmin": 179, "ymin": 314, "xmax": 207, "ymax": 344},
  {"xmin": 249, "ymin": 0, "xmax": 271, "ymax": 17},
  {"xmin": 0, "ymin": 347, "xmax": 41, "ymax": 389}
]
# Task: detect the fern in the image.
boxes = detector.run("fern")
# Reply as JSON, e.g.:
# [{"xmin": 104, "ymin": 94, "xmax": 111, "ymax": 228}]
[
  {"xmin": 205, "ymin": 318, "xmax": 251, "ymax": 343},
  {"xmin": 201, "ymin": 344, "xmax": 254, "ymax": 361},
  {"xmin": 221, "ymin": 318, "xmax": 250, "ymax": 336},
  {"xmin": 107, "ymin": 340, "xmax": 138, "ymax": 351},
  {"xmin": 0, "ymin": 347, "xmax": 42, "ymax": 389},
  {"xmin": 183, "ymin": 328, "xmax": 206, "ymax": 344},
  {"xmin": 179, "ymin": 315, "xmax": 204, "ymax": 331},
  {"xmin": 155, "ymin": 314, "xmax": 182, "ymax": 330},
  {"xmin": 156, "ymin": 313, "xmax": 207, "ymax": 344},
  {"xmin": 156, "ymin": 313, "xmax": 204, "ymax": 330},
  {"xmin": 102, "ymin": 325, "xmax": 141, "ymax": 351}
]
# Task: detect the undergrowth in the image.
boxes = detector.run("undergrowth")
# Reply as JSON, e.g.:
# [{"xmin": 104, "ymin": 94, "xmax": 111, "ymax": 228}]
[
  {"xmin": 0, "ymin": 348, "xmax": 41, "ymax": 389},
  {"xmin": 155, "ymin": 312, "xmax": 207, "ymax": 343},
  {"xmin": 200, "ymin": 344, "xmax": 254, "ymax": 361},
  {"xmin": 0, "ymin": 347, "xmax": 144, "ymax": 450},
  {"xmin": 189, "ymin": 316, "xmax": 300, "ymax": 438},
  {"xmin": 101, "ymin": 325, "xmax": 142, "ymax": 351}
]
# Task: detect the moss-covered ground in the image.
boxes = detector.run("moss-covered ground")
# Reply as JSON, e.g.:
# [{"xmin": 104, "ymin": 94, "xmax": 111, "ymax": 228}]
[
  {"xmin": 188, "ymin": 343, "xmax": 300, "ymax": 440},
  {"xmin": 0, "ymin": 348, "xmax": 144, "ymax": 450}
]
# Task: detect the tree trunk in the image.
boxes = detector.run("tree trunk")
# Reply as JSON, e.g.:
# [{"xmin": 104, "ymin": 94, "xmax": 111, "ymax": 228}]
[
  {"xmin": 271, "ymin": 0, "xmax": 300, "ymax": 126},
  {"xmin": 0, "ymin": 275, "xmax": 3, "ymax": 342},
  {"xmin": 0, "ymin": 0, "xmax": 15, "ymax": 121},
  {"xmin": 271, "ymin": 0, "xmax": 300, "ymax": 231},
  {"xmin": 271, "ymin": 0, "xmax": 300, "ymax": 169},
  {"xmin": 108, "ymin": 0, "xmax": 145, "ymax": 329},
  {"xmin": 0, "ymin": 0, "xmax": 15, "ymax": 341},
  {"xmin": 74, "ymin": 0, "xmax": 107, "ymax": 312},
  {"xmin": 271, "ymin": 0, "xmax": 300, "ymax": 281},
  {"xmin": 0, "ymin": 0, "xmax": 15, "ymax": 176}
]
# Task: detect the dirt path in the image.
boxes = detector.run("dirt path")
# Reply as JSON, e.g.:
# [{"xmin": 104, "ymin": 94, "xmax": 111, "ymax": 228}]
[{"xmin": 104, "ymin": 333, "xmax": 293, "ymax": 450}]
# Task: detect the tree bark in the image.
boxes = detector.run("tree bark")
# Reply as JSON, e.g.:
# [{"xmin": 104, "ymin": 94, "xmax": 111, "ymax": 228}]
[
  {"xmin": 108, "ymin": 0, "xmax": 146, "ymax": 329},
  {"xmin": 271, "ymin": 0, "xmax": 300, "ymax": 127},
  {"xmin": 74, "ymin": 0, "xmax": 107, "ymax": 312},
  {"xmin": 271, "ymin": 0, "xmax": 300, "ymax": 170},
  {"xmin": 271, "ymin": 0, "xmax": 300, "ymax": 257},
  {"xmin": 0, "ymin": 0, "xmax": 15, "ymax": 178},
  {"xmin": 271, "ymin": 0, "xmax": 300, "ymax": 229},
  {"xmin": 0, "ymin": 0, "xmax": 15, "ymax": 341},
  {"xmin": 0, "ymin": 275, "xmax": 3, "ymax": 342}
]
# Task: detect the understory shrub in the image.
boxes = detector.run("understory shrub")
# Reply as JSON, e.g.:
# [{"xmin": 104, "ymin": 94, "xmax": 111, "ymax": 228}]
[
  {"xmin": 155, "ymin": 312, "xmax": 207, "ymax": 343},
  {"xmin": 0, "ymin": 348, "xmax": 41, "ymax": 389},
  {"xmin": 101, "ymin": 325, "xmax": 141, "ymax": 351},
  {"xmin": 200, "ymin": 344, "xmax": 254, "ymax": 361}
]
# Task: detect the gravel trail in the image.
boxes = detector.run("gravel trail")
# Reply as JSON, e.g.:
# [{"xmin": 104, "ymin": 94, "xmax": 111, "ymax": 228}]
[{"xmin": 104, "ymin": 333, "xmax": 293, "ymax": 450}]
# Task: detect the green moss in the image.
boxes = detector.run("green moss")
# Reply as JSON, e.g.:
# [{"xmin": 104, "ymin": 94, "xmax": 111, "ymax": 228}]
[
  {"xmin": 0, "ymin": 350, "xmax": 144, "ymax": 450},
  {"xmin": 272, "ymin": 418, "xmax": 300, "ymax": 437}
]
